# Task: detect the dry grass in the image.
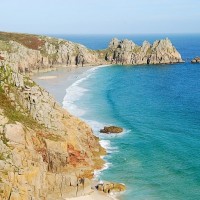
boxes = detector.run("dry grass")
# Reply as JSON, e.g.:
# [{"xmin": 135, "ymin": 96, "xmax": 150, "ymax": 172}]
[
  {"xmin": 0, "ymin": 86, "xmax": 42, "ymax": 129},
  {"xmin": 0, "ymin": 31, "xmax": 45, "ymax": 50}
]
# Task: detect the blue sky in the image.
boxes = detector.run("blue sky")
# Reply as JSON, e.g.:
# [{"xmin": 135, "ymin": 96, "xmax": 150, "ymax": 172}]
[{"xmin": 1, "ymin": 0, "xmax": 200, "ymax": 34}]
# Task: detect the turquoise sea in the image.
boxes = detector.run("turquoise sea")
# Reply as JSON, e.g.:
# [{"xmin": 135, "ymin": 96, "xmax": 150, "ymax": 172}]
[{"xmin": 59, "ymin": 34, "xmax": 200, "ymax": 200}]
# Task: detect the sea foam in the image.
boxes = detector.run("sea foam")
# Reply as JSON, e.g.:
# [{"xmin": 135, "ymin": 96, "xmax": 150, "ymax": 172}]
[
  {"xmin": 63, "ymin": 65, "xmax": 110, "ymax": 117},
  {"xmin": 62, "ymin": 64, "xmax": 121, "ymax": 177}
]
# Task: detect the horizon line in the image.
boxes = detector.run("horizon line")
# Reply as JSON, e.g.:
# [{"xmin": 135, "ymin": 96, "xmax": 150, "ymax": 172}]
[{"xmin": 1, "ymin": 30, "xmax": 200, "ymax": 36}]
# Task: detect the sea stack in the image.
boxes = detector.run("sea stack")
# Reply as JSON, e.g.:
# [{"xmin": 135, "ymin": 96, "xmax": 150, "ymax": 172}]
[
  {"xmin": 0, "ymin": 31, "xmax": 184, "ymax": 199},
  {"xmin": 191, "ymin": 57, "xmax": 200, "ymax": 63},
  {"xmin": 104, "ymin": 38, "xmax": 183, "ymax": 65}
]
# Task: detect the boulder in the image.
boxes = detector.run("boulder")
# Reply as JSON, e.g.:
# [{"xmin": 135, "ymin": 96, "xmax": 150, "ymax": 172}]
[
  {"xmin": 100, "ymin": 126, "xmax": 123, "ymax": 134},
  {"xmin": 191, "ymin": 57, "xmax": 200, "ymax": 63},
  {"xmin": 4, "ymin": 122, "xmax": 26, "ymax": 145},
  {"xmin": 96, "ymin": 181, "xmax": 126, "ymax": 193}
]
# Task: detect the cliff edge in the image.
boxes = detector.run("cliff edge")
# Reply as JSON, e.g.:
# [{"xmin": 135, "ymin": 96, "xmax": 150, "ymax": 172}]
[
  {"xmin": 0, "ymin": 32, "xmax": 183, "ymax": 74},
  {"xmin": 0, "ymin": 65, "xmax": 105, "ymax": 199},
  {"xmin": 0, "ymin": 32, "xmax": 183, "ymax": 199}
]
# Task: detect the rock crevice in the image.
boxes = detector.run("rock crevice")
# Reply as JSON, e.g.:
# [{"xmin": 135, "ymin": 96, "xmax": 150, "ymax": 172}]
[{"xmin": 105, "ymin": 38, "xmax": 183, "ymax": 65}]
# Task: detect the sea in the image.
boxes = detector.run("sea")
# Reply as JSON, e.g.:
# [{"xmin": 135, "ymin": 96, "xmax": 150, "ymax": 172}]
[{"xmin": 52, "ymin": 34, "xmax": 200, "ymax": 200}]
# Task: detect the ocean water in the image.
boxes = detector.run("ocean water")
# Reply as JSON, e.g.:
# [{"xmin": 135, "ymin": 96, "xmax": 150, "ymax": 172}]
[{"xmin": 61, "ymin": 34, "xmax": 200, "ymax": 200}]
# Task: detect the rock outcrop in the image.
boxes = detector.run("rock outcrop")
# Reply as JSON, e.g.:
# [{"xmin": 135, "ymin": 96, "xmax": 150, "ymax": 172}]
[
  {"xmin": 96, "ymin": 182, "xmax": 126, "ymax": 194},
  {"xmin": 0, "ymin": 31, "xmax": 184, "ymax": 199},
  {"xmin": 104, "ymin": 38, "xmax": 183, "ymax": 65},
  {"xmin": 191, "ymin": 57, "xmax": 200, "ymax": 63},
  {"xmin": 0, "ymin": 64, "xmax": 105, "ymax": 199},
  {"xmin": 0, "ymin": 32, "xmax": 105, "ymax": 74},
  {"xmin": 100, "ymin": 126, "xmax": 123, "ymax": 134},
  {"xmin": 0, "ymin": 32, "xmax": 183, "ymax": 74}
]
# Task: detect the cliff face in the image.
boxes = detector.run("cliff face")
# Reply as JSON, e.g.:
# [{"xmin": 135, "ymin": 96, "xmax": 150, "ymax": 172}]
[
  {"xmin": 0, "ymin": 32, "xmax": 183, "ymax": 74},
  {"xmin": 104, "ymin": 38, "xmax": 183, "ymax": 65},
  {"xmin": 0, "ymin": 65, "xmax": 105, "ymax": 199},
  {"xmin": 0, "ymin": 32, "xmax": 105, "ymax": 73}
]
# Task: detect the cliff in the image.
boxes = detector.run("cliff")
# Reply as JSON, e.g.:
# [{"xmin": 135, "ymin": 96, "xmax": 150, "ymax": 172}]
[
  {"xmin": 103, "ymin": 38, "xmax": 183, "ymax": 65},
  {"xmin": 0, "ymin": 32, "xmax": 183, "ymax": 74},
  {"xmin": 0, "ymin": 65, "xmax": 105, "ymax": 199},
  {"xmin": 0, "ymin": 32, "xmax": 183, "ymax": 199},
  {"xmin": 0, "ymin": 32, "xmax": 105, "ymax": 73}
]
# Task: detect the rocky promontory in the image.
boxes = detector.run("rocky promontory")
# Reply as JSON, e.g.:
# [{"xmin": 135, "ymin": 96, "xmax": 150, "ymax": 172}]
[
  {"xmin": 103, "ymin": 38, "xmax": 183, "ymax": 65},
  {"xmin": 0, "ymin": 31, "xmax": 184, "ymax": 199},
  {"xmin": 0, "ymin": 32, "xmax": 105, "ymax": 74},
  {"xmin": 0, "ymin": 64, "xmax": 105, "ymax": 199},
  {"xmin": 0, "ymin": 32, "xmax": 183, "ymax": 74}
]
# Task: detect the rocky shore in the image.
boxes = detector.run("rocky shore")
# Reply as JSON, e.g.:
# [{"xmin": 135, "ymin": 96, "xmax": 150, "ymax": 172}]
[
  {"xmin": 0, "ymin": 32, "xmax": 183, "ymax": 74},
  {"xmin": 0, "ymin": 31, "xmax": 184, "ymax": 200},
  {"xmin": 191, "ymin": 57, "xmax": 200, "ymax": 63},
  {"xmin": 103, "ymin": 38, "xmax": 183, "ymax": 65}
]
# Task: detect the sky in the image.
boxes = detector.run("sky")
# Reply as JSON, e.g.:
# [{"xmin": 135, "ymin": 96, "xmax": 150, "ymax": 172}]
[{"xmin": 0, "ymin": 0, "xmax": 200, "ymax": 34}]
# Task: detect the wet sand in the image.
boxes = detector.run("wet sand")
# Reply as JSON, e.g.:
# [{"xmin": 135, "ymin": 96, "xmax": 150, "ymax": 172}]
[{"xmin": 32, "ymin": 66, "xmax": 93, "ymax": 105}]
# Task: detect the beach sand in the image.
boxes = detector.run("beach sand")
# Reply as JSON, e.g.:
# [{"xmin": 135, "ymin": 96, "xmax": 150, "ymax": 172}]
[
  {"xmin": 32, "ymin": 66, "xmax": 93, "ymax": 104},
  {"xmin": 33, "ymin": 65, "xmax": 116, "ymax": 200},
  {"xmin": 37, "ymin": 75, "xmax": 57, "ymax": 80},
  {"xmin": 65, "ymin": 191, "xmax": 115, "ymax": 200}
]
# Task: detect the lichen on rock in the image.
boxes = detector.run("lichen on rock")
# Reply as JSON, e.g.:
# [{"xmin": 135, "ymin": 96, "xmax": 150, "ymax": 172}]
[
  {"xmin": 0, "ymin": 31, "xmax": 184, "ymax": 199},
  {"xmin": 104, "ymin": 37, "xmax": 183, "ymax": 65},
  {"xmin": 0, "ymin": 63, "xmax": 105, "ymax": 199}
]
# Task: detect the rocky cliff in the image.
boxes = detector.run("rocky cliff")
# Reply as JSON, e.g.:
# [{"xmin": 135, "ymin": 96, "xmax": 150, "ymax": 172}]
[
  {"xmin": 0, "ymin": 32, "xmax": 183, "ymax": 200},
  {"xmin": 0, "ymin": 64, "xmax": 105, "ymax": 199},
  {"xmin": 103, "ymin": 38, "xmax": 183, "ymax": 65},
  {"xmin": 0, "ymin": 32, "xmax": 183, "ymax": 74},
  {"xmin": 0, "ymin": 32, "xmax": 105, "ymax": 74}
]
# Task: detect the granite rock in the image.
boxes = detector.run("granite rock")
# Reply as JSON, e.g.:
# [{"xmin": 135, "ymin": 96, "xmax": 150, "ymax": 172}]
[
  {"xmin": 96, "ymin": 181, "xmax": 126, "ymax": 193},
  {"xmin": 100, "ymin": 126, "xmax": 123, "ymax": 134},
  {"xmin": 105, "ymin": 38, "xmax": 183, "ymax": 65},
  {"xmin": 191, "ymin": 57, "xmax": 200, "ymax": 63},
  {"xmin": 0, "ymin": 63, "xmax": 105, "ymax": 199}
]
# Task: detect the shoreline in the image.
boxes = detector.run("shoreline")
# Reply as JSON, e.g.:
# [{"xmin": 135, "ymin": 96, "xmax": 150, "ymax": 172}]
[
  {"xmin": 65, "ymin": 191, "xmax": 117, "ymax": 200},
  {"xmin": 33, "ymin": 64, "xmax": 118, "ymax": 200},
  {"xmin": 32, "ymin": 65, "xmax": 111, "ymax": 104}
]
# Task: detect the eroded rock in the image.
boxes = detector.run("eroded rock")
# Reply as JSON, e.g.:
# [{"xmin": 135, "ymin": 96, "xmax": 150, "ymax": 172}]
[
  {"xmin": 96, "ymin": 181, "xmax": 126, "ymax": 193},
  {"xmin": 191, "ymin": 57, "xmax": 200, "ymax": 63},
  {"xmin": 100, "ymin": 126, "xmax": 123, "ymax": 134},
  {"xmin": 105, "ymin": 38, "xmax": 183, "ymax": 65}
]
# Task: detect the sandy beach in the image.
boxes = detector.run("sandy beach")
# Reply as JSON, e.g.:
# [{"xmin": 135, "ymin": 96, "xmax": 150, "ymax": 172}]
[
  {"xmin": 65, "ymin": 191, "xmax": 115, "ymax": 200},
  {"xmin": 32, "ymin": 66, "xmax": 93, "ymax": 104},
  {"xmin": 33, "ymin": 65, "xmax": 116, "ymax": 200}
]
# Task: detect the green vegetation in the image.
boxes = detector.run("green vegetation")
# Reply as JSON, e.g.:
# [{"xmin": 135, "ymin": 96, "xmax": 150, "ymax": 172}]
[
  {"xmin": 0, "ymin": 152, "xmax": 4, "ymax": 160},
  {"xmin": 132, "ymin": 46, "xmax": 141, "ymax": 53},
  {"xmin": 24, "ymin": 77, "xmax": 36, "ymax": 87},
  {"xmin": 0, "ymin": 40, "xmax": 12, "ymax": 52},
  {"xmin": 0, "ymin": 65, "xmax": 44, "ymax": 130},
  {"xmin": 146, "ymin": 48, "xmax": 153, "ymax": 55},
  {"xmin": 0, "ymin": 31, "xmax": 45, "ymax": 50},
  {"xmin": 0, "ymin": 65, "xmax": 12, "ymax": 83},
  {"xmin": 0, "ymin": 91, "xmax": 42, "ymax": 129},
  {"xmin": 0, "ymin": 132, "xmax": 9, "ymax": 146}
]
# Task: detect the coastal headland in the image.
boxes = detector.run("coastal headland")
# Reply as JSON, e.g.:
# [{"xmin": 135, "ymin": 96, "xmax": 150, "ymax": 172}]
[{"xmin": 0, "ymin": 31, "xmax": 183, "ymax": 200}]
